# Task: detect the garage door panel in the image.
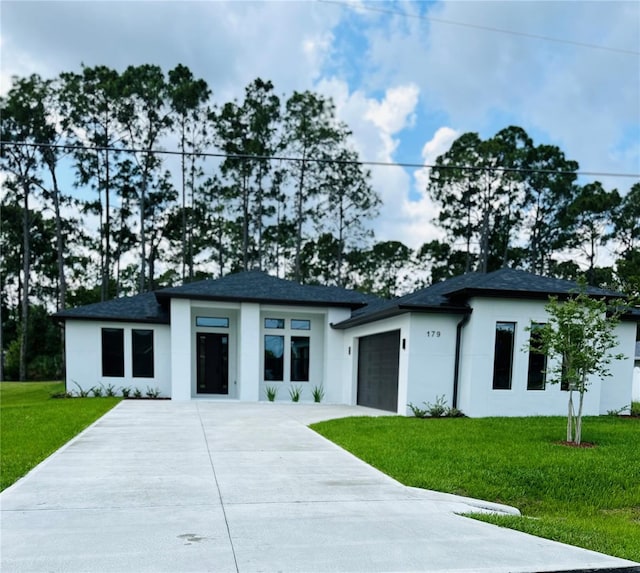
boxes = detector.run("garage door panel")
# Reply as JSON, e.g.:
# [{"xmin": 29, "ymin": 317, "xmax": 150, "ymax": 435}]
[{"xmin": 357, "ymin": 330, "xmax": 400, "ymax": 412}]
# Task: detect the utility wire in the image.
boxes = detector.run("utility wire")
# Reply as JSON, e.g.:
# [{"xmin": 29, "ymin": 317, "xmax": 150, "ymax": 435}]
[
  {"xmin": 2, "ymin": 140, "xmax": 639, "ymax": 179},
  {"xmin": 319, "ymin": 0, "xmax": 640, "ymax": 56}
]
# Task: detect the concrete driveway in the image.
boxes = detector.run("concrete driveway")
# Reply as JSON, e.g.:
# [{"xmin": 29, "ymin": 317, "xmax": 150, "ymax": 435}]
[{"xmin": 1, "ymin": 401, "xmax": 637, "ymax": 573}]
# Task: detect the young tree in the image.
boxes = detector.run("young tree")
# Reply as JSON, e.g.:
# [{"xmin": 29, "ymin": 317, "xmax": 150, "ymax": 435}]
[{"xmin": 528, "ymin": 286, "xmax": 625, "ymax": 445}]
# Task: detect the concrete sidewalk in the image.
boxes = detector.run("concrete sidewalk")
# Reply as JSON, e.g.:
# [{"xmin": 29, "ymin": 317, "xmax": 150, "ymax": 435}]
[{"xmin": 1, "ymin": 401, "xmax": 637, "ymax": 573}]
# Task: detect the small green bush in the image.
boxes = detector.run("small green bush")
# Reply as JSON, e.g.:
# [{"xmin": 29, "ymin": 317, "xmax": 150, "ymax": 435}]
[
  {"xmin": 265, "ymin": 385, "xmax": 278, "ymax": 402},
  {"xmin": 631, "ymin": 401, "xmax": 640, "ymax": 417},
  {"xmin": 311, "ymin": 385, "xmax": 325, "ymax": 403},
  {"xmin": 289, "ymin": 385, "xmax": 302, "ymax": 402},
  {"xmin": 145, "ymin": 386, "xmax": 161, "ymax": 398},
  {"xmin": 408, "ymin": 395, "xmax": 463, "ymax": 418}
]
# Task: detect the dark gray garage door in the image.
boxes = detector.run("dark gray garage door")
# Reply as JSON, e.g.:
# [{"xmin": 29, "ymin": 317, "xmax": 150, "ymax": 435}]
[{"xmin": 357, "ymin": 330, "xmax": 400, "ymax": 412}]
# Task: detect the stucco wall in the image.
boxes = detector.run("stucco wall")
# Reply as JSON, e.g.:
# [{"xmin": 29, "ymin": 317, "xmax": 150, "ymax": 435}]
[
  {"xmin": 65, "ymin": 320, "xmax": 171, "ymax": 397},
  {"xmin": 404, "ymin": 313, "xmax": 462, "ymax": 414},
  {"xmin": 257, "ymin": 306, "xmax": 331, "ymax": 402},
  {"xmin": 599, "ymin": 320, "xmax": 636, "ymax": 414},
  {"xmin": 457, "ymin": 298, "xmax": 635, "ymax": 417}
]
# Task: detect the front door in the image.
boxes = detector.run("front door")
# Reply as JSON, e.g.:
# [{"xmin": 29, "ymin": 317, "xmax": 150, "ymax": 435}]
[{"xmin": 196, "ymin": 333, "xmax": 229, "ymax": 394}]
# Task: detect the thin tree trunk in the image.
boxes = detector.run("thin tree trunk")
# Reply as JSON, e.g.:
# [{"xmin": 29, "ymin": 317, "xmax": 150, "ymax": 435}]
[
  {"xmin": 104, "ymin": 148, "xmax": 110, "ymax": 300},
  {"xmin": 20, "ymin": 180, "xmax": 30, "ymax": 381},
  {"xmin": 294, "ymin": 154, "xmax": 307, "ymax": 282},
  {"xmin": 576, "ymin": 378, "xmax": 586, "ymax": 446},
  {"xmin": 567, "ymin": 389, "xmax": 574, "ymax": 442},
  {"xmin": 181, "ymin": 120, "xmax": 187, "ymax": 281},
  {"xmin": 139, "ymin": 164, "xmax": 148, "ymax": 293},
  {"xmin": 47, "ymin": 158, "xmax": 67, "ymax": 383}
]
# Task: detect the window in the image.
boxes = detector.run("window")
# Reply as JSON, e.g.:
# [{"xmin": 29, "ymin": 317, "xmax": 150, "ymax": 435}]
[
  {"xmin": 527, "ymin": 323, "xmax": 546, "ymax": 390},
  {"xmin": 102, "ymin": 328, "xmax": 124, "ymax": 377},
  {"xmin": 492, "ymin": 322, "xmax": 515, "ymax": 390},
  {"xmin": 561, "ymin": 354, "xmax": 570, "ymax": 391},
  {"xmin": 264, "ymin": 335, "xmax": 284, "ymax": 380},
  {"xmin": 132, "ymin": 329, "xmax": 154, "ymax": 378},
  {"xmin": 291, "ymin": 336, "xmax": 310, "ymax": 381},
  {"xmin": 291, "ymin": 319, "xmax": 310, "ymax": 330},
  {"xmin": 196, "ymin": 316, "xmax": 229, "ymax": 328},
  {"xmin": 265, "ymin": 318, "xmax": 285, "ymax": 329}
]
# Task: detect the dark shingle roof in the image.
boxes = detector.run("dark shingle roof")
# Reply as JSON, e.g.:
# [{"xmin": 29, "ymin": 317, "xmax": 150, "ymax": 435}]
[
  {"xmin": 54, "ymin": 271, "xmax": 376, "ymax": 324},
  {"xmin": 53, "ymin": 292, "xmax": 169, "ymax": 324},
  {"xmin": 444, "ymin": 268, "xmax": 622, "ymax": 299},
  {"xmin": 155, "ymin": 270, "xmax": 374, "ymax": 308},
  {"xmin": 333, "ymin": 268, "xmax": 626, "ymax": 329}
]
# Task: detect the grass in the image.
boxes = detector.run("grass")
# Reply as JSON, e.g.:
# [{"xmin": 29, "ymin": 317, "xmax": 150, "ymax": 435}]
[
  {"xmin": 0, "ymin": 382, "xmax": 120, "ymax": 491},
  {"xmin": 311, "ymin": 415, "xmax": 640, "ymax": 562}
]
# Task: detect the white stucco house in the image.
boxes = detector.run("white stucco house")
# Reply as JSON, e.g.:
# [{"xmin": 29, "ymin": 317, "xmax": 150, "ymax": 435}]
[{"xmin": 54, "ymin": 268, "xmax": 639, "ymax": 417}]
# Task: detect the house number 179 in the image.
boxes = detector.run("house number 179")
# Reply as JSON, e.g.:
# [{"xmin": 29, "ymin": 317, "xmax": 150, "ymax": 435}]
[{"xmin": 426, "ymin": 330, "xmax": 441, "ymax": 338}]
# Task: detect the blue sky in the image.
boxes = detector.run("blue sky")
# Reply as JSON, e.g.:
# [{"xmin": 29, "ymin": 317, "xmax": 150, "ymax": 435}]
[{"xmin": 2, "ymin": 0, "xmax": 639, "ymax": 252}]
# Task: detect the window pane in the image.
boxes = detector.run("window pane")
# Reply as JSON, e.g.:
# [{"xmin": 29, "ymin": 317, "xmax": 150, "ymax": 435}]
[
  {"xmin": 291, "ymin": 336, "xmax": 310, "ymax": 381},
  {"xmin": 291, "ymin": 319, "xmax": 311, "ymax": 330},
  {"xmin": 196, "ymin": 316, "xmax": 229, "ymax": 328},
  {"xmin": 527, "ymin": 323, "xmax": 546, "ymax": 390},
  {"xmin": 102, "ymin": 328, "xmax": 124, "ymax": 377},
  {"xmin": 264, "ymin": 335, "xmax": 284, "ymax": 380},
  {"xmin": 132, "ymin": 329, "xmax": 154, "ymax": 378},
  {"xmin": 492, "ymin": 322, "xmax": 515, "ymax": 390},
  {"xmin": 561, "ymin": 355, "xmax": 569, "ymax": 391},
  {"xmin": 265, "ymin": 318, "xmax": 285, "ymax": 329}
]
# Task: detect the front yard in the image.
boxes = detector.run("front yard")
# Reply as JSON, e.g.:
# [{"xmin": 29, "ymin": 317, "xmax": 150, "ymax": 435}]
[
  {"xmin": 311, "ymin": 415, "xmax": 640, "ymax": 563},
  {"xmin": 0, "ymin": 382, "xmax": 120, "ymax": 491}
]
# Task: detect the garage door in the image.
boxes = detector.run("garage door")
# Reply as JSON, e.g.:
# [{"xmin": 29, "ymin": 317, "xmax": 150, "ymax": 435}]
[{"xmin": 357, "ymin": 330, "xmax": 400, "ymax": 412}]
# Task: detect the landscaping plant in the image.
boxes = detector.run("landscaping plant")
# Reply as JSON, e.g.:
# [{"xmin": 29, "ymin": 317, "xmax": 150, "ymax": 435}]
[
  {"xmin": 527, "ymin": 285, "xmax": 625, "ymax": 445},
  {"xmin": 311, "ymin": 385, "xmax": 325, "ymax": 403},
  {"xmin": 289, "ymin": 385, "xmax": 302, "ymax": 402},
  {"xmin": 265, "ymin": 385, "xmax": 278, "ymax": 402}
]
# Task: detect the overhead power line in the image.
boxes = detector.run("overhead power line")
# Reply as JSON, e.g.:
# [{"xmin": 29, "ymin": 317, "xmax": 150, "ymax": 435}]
[
  {"xmin": 1, "ymin": 140, "xmax": 639, "ymax": 179},
  {"xmin": 318, "ymin": 0, "xmax": 640, "ymax": 56}
]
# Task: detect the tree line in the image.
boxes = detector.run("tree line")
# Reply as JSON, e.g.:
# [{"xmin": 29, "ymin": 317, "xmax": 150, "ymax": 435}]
[{"xmin": 1, "ymin": 64, "xmax": 638, "ymax": 380}]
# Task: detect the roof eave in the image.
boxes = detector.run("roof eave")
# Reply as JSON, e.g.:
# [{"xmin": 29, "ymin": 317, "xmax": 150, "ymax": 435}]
[
  {"xmin": 156, "ymin": 291, "xmax": 367, "ymax": 309},
  {"xmin": 449, "ymin": 288, "xmax": 625, "ymax": 301},
  {"xmin": 52, "ymin": 315, "xmax": 170, "ymax": 325},
  {"xmin": 332, "ymin": 304, "xmax": 471, "ymax": 330}
]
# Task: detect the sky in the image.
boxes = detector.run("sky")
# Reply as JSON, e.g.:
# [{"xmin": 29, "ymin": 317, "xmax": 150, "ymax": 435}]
[{"xmin": 1, "ymin": 0, "xmax": 639, "ymax": 253}]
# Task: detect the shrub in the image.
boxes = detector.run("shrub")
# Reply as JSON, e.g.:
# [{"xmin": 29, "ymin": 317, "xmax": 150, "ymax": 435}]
[
  {"xmin": 104, "ymin": 383, "xmax": 118, "ymax": 397},
  {"xmin": 91, "ymin": 385, "xmax": 103, "ymax": 398},
  {"xmin": 133, "ymin": 388, "xmax": 143, "ymax": 399},
  {"xmin": 311, "ymin": 385, "xmax": 325, "ymax": 403},
  {"xmin": 265, "ymin": 385, "xmax": 278, "ymax": 402},
  {"xmin": 289, "ymin": 385, "xmax": 302, "ymax": 402},
  {"xmin": 631, "ymin": 402, "xmax": 640, "ymax": 417},
  {"xmin": 120, "ymin": 386, "xmax": 132, "ymax": 398},
  {"xmin": 145, "ymin": 386, "xmax": 161, "ymax": 399},
  {"xmin": 71, "ymin": 381, "xmax": 91, "ymax": 398},
  {"xmin": 408, "ymin": 396, "xmax": 464, "ymax": 418}
]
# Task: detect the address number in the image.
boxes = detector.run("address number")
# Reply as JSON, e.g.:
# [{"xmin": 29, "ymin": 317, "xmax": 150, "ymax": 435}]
[{"xmin": 426, "ymin": 330, "xmax": 441, "ymax": 338}]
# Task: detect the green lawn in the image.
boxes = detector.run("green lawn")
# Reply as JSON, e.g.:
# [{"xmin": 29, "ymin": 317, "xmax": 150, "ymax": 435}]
[
  {"xmin": 0, "ymin": 382, "xmax": 120, "ymax": 491},
  {"xmin": 311, "ymin": 415, "xmax": 640, "ymax": 562}
]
